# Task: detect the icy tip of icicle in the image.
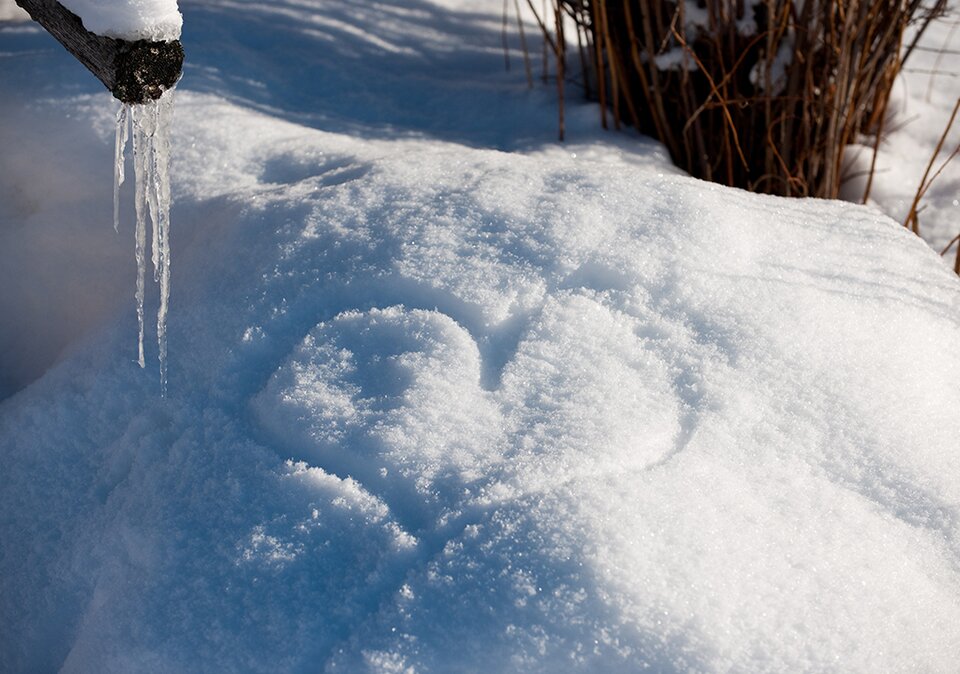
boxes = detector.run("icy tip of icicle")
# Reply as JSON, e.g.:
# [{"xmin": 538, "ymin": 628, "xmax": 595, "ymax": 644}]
[{"xmin": 114, "ymin": 88, "xmax": 176, "ymax": 396}]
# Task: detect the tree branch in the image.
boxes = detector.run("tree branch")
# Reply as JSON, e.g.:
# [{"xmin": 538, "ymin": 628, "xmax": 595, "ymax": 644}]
[{"xmin": 14, "ymin": 0, "xmax": 183, "ymax": 104}]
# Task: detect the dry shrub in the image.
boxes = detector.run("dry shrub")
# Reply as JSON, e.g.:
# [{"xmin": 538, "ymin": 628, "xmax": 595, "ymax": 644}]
[{"xmin": 529, "ymin": 0, "xmax": 947, "ymax": 199}]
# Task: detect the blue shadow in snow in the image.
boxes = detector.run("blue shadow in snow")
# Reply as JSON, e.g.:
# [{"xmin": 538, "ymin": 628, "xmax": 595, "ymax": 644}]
[{"xmin": 179, "ymin": 0, "xmax": 566, "ymax": 150}]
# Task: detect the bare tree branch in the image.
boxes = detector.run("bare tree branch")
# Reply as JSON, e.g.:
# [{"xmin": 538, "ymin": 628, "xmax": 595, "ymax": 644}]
[{"xmin": 15, "ymin": 0, "xmax": 183, "ymax": 103}]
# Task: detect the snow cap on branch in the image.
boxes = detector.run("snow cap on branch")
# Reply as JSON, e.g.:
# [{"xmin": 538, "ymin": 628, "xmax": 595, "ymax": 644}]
[{"xmin": 59, "ymin": 0, "xmax": 181, "ymax": 41}]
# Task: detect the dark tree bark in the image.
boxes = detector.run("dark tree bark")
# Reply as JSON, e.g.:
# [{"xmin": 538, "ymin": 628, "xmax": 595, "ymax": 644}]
[{"xmin": 14, "ymin": 0, "xmax": 183, "ymax": 104}]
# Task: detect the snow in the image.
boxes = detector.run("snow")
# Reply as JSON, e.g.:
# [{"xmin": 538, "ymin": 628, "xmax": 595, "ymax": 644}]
[
  {"xmin": 748, "ymin": 35, "xmax": 794, "ymax": 95},
  {"xmin": 2, "ymin": 1, "xmax": 960, "ymax": 672},
  {"xmin": 842, "ymin": 14, "xmax": 960, "ymax": 256},
  {"xmin": 59, "ymin": 0, "xmax": 182, "ymax": 41},
  {"xmin": 654, "ymin": 47, "xmax": 697, "ymax": 72},
  {"xmin": 0, "ymin": 0, "xmax": 27, "ymax": 22}
]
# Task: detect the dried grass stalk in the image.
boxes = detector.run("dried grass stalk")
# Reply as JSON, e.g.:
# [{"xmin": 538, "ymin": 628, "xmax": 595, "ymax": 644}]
[{"xmin": 532, "ymin": 0, "xmax": 947, "ymax": 199}]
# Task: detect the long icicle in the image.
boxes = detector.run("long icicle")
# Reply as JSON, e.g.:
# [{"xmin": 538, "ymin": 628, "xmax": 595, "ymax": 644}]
[
  {"xmin": 131, "ymin": 103, "xmax": 150, "ymax": 369},
  {"xmin": 146, "ymin": 105, "xmax": 162, "ymax": 283},
  {"xmin": 121, "ymin": 90, "xmax": 176, "ymax": 394},
  {"xmin": 152, "ymin": 92, "xmax": 174, "ymax": 397},
  {"xmin": 114, "ymin": 104, "xmax": 129, "ymax": 232}
]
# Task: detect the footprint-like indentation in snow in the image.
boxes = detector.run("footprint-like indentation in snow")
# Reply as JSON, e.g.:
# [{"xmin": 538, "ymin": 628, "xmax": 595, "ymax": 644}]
[
  {"xmin": 252, "ymin": 305, "xmax": 504, "ymax": 533},
  {"xmin": 559, "ymin": 260, "xmax": 634, "ymax": 295},
  {"xmin": 491, "ymin": 293, "xmax": 683, "ymax": 498},
  {"xmin": 236, "ymin": 460, "xmax": 417, "ymax": 571},
  {"xmin": 259, "ymin": 151, "xmax": 370, "ymax": 188},
  {"xmin": 319, "ymin": 294, "xmax": 699, "ymax": 672}
]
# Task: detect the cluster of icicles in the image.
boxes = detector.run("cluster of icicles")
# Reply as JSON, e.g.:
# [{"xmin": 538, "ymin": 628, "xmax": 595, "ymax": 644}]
[{"xmin": 114, "ymin": 90, "xmax": 174, "ymax": 396}]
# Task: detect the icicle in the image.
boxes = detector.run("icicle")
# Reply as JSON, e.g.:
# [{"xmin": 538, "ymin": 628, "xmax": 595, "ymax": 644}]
[
  {"xmin": 152, "ymin": 92, "xmax": 174, "ymax": 397},
  {"xmin": 114, "ymin": 104, "xmax": 129, "ymax": 232},
  {"xmin": 125, "ymin": 88, "xmax": 176, "ymax": 395},
  {"xmin": 146, "ymin": 102, "xmax": 161, "ymax": 283},
  {"xmin": 131, "ymin": 103, "xmax": 149, "ymax": 369}
]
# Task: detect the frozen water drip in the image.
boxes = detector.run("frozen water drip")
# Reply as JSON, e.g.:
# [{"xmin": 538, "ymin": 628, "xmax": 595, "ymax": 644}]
[
  {"xmin": 113, "ymin": 104, "xmax": 128, "ymax": 233},
  {"xmin": 115, "ymin": 89, "xmax": 175, "ymax": 396}
]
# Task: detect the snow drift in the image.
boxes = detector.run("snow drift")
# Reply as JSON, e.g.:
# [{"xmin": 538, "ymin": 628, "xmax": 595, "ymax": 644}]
[{"xmin": 2, "ymin": 0, "xmax": 960, "ymax": 672}]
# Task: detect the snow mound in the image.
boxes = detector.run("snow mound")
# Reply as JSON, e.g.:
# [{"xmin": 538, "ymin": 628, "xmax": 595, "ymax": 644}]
[
  {"xmin": 2, "ymin": 0, "xmax": 960, "ymax": 670},
  {"xmin": 2, "ymin": 91, "xmax": 959, "ymax": 672},
  {"xmin": 59, "ymin": 0, "xmax": 181, "ymax": 41}
]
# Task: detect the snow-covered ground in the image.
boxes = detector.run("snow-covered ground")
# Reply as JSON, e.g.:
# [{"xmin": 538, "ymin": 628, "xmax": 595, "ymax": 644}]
[
  {"xmin": 2, "ymin": 1, "xmax": 960, "ymax": 672},
  {"xmin": 843, "ymin": 10, "xmax": 960, "ymax": 258}
]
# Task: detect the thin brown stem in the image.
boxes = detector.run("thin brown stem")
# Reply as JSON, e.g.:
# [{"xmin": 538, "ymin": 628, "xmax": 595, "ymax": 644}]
[{"xmin": 904, "ymin": 97, "xmax": 960, "ymax": 233}]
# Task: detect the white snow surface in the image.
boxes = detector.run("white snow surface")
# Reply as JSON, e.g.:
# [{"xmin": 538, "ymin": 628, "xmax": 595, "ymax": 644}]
[
  {"xmin": 0, "ymin": 0, "xmax": 28, "ymax": 21},
  {"xmin": 2, "ymin": 1, "xmax": 960, "ymax": 672},
  {"xmin": 839, "ymin": 11, "xmax": 960, "ymax": 256},
  {"xmin": 58, "ymin": 0, "xmax": 181, "ymax": 41}
]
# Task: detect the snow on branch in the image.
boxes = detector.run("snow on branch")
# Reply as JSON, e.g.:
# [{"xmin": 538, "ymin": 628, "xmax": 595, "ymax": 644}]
[{"xmin": 14, "ymin": 0, "xmax": 183, "ymax": 104}]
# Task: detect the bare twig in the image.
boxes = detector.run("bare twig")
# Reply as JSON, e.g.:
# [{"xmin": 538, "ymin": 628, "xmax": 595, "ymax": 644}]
[
  {"xmin": 939, "ymin": 232, "xmax": 960, "ymax": 256},
  {"xmin": 904, "ymin": 97, "xmax": 960, "ymax": 234},
  {"xmin": 514, "ymin": 0, "xmax": 534, "ymax": 87},
  {"xmin": 524, "ymin": 0, "xmax": 929, "ymax": 200},
  {"xmin": 15, "ymin": 0, "xmax": 182, "ymax": 103}
]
